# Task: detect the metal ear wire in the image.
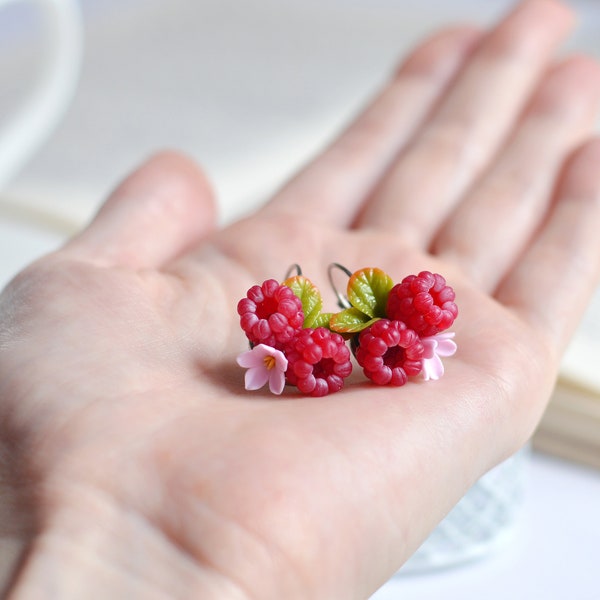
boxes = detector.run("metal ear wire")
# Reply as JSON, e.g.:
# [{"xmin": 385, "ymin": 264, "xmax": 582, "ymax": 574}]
[
  {"xmin": 284, "ymin": 264, "xmax": 303, "ymax": 279},
  {"xmin": 327, "ymin": 263, "xmax": 352, "ymax": 309}
]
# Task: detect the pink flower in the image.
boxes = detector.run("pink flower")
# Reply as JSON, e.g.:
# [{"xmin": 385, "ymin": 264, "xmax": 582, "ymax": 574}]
[
  {"xmin": 420, "ymin": 332, "xmax": 457, "ymax": 381},
  {"xmin": 236, "ymin": 344, "xmax": 288, "ymax": 395}
]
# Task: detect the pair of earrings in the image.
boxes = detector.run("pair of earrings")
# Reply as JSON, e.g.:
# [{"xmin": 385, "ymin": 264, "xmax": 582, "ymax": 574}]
[{"xmin": 236, "ymin": 265, "xmax": 458, "ymax": 397}]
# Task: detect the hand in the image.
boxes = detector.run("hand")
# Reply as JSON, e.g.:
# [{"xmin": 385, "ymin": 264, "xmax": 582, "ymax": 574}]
[{"xmin": 1, "ymin": 1, "xmax": 599, "ymax": 598}]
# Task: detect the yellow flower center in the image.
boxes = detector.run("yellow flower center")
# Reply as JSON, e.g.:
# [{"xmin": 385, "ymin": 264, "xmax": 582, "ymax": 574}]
[{"xmin": 263, "ymin": 355, "xmax": 276, "ymax": 370}]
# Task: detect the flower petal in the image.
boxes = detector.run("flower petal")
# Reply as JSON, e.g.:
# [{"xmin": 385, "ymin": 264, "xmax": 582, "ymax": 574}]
[
  {"xmin": 237, "ymin": 348, "xmax": 264, "ymax": 368},
  {"xmin": 422, "ymin": 354, "xmax": 444, "ymax": 381},
  {"xmin": 273, "ymin": 349, "xmax": 288, "ymax": 372},
  {"xmin": 245, "ymin": 366, "xmax": 270, "ymax": 390},
  {"xmin": 436, "ymin": 338, "xmax": 457, "ymax": 357},
  {"xmin": 269, "ymin": 370, "xmax": 286, "ymax": 395}
]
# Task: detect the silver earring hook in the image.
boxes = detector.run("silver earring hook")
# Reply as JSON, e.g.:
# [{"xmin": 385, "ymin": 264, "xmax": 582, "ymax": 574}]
[
  {"xmin": 284, "ymin": 264, "xmax": 303, "ymax": 279},
  {"xmin": 328, "ymin": 263, "xmax": 352, "ymax": 309}
]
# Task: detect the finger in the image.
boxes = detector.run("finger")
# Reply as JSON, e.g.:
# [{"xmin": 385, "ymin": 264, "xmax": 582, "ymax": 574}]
[
  {"xmin": 433, "ymin": 56, "xmax": 600, "ymax": 291},
  {"xmin": 357, "ymin": 0, "xmax": 574, "ymax": 244},
  {"xmin": 496, "ymin": 138, "xmax": 600, "ymax": 354},
  {"xmin": 63, "ymin": 151, "xmax": 217, "ymax": 269},
  {"xmin": 261, "ymin": 26, "xmax": 482, "ymax": 226}
]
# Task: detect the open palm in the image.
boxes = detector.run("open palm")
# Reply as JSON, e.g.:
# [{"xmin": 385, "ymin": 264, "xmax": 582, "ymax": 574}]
[{"xmin": 2, "ymin": 2, "xmax": 600, "ymax": 598}]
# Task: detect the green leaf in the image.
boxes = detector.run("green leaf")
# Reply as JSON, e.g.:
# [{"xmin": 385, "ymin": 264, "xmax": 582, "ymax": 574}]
[
  {"xmin": 283, "ymin": 275, "xmax": 323, "ymax": 328},
  {"xmin": 347, "ymin": 268, "xmax": 394, "ymax": 318},
  {"xmin": 312, "ymin": 312, "xmax": 333, "ymax": 329},
  {"xmin": 330, "ymin": 308, "xmax": 380, "ymax": 333}
]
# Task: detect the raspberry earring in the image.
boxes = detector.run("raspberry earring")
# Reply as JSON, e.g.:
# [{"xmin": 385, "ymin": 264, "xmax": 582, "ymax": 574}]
[
  {"xmin": 236, "ymin": 265, "xmax": 458, "ymax": 397},
  {"xmin": 328, "ymin": 265, "xmax": 458, "ymax": 385},
  {"xmin": 236, "ymin": 267, "xmax": 353, "ymax": 397}
]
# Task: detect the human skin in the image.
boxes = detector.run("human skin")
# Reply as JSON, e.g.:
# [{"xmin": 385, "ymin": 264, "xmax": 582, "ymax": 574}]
[{"xmin": 1, "ymin": 0, "xmax": 600, "ymax": 598}]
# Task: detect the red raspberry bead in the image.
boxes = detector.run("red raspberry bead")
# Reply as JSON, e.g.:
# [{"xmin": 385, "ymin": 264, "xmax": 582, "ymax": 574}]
[
  {"xmin": 355, "ymin": 319, "xmax": 424, "ymax": 386},
  {"xmin": 238, "ymin": 279, "xmax": 304, "ymax": 347},
  {"xmin": 285, "ymin": 327, "xmax": 353, "ymax": 397},
  {"xmin": 386, "ymin": 271, "xmax": 458, "ymax": 337}
]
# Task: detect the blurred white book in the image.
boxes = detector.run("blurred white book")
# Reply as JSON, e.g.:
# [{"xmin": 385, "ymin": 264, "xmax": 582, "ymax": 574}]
[{"xmin": 535, "ymin": 289, "xmax": 600, "ymax": 470}]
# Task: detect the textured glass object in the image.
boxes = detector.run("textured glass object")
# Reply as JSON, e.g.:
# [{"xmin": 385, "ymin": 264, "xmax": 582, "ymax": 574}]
[{"xmin": 398, "ymin": 447, "xmax": 529, "ymax": 574}]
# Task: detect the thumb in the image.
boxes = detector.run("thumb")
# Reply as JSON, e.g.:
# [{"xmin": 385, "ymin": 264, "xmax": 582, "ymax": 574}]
[{"xmin": 63, "ymin": 151, "xmax": 217, "ymax": 269}]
